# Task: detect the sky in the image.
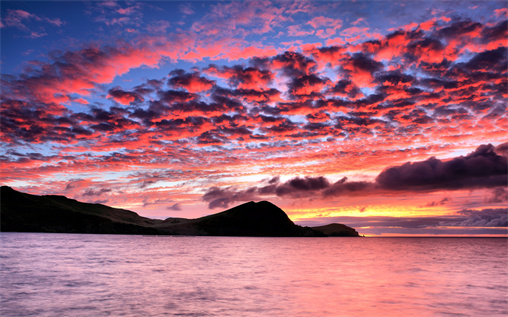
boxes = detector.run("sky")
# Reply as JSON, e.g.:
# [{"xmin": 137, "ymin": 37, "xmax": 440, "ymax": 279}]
[{"xmin": 1, "ymin": 0, "xmax": 507, "ymax": 236}]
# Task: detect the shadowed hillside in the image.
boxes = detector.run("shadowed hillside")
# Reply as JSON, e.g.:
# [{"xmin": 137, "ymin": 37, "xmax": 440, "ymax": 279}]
[
  {"xmin": 0, "ymin": 186, "xmax": 360, "ymax": 237},
  {"xmin": 154, "ymin": 201, "xmax": 324, "ymax": 237},
  {"xmin": 311, "ymin": 223, "xmax": 361, "ymax": 237},
  {"xmin": 0, "ymin": 186, "xmax": 161, "ymax": 234}
]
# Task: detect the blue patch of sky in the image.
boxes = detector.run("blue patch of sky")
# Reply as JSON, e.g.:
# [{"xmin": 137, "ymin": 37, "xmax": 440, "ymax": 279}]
[
  {"xmin": 360, "ymin": 87, "xmax": 375, "ymax": 96},
  {"xmin": 0, "ymin": 142, "xmax": 56, "ymax": 158}
]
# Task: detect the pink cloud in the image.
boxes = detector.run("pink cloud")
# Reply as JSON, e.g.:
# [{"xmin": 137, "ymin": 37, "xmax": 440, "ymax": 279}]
[
  {"xmin": 494, "ymin": 8, "xmax": 508, "ymax": 17},
  {"xmin": 179, "ymin": 3, "xmax": 195, "ymax": 15},
  {"xmin": 388, "ymin": 22, "xmax": 418, "ymax": 32},
  {"xmin": 3, "ymin": 9, "xmax": 64, "ymax": 32},
  {"xmin": 191, "ymin": 1, "xmax": 286, "ymax": 36},
  {"xmin": 99, "ymin": 1, "xmax": 117, "ymax": 8},
  {"xmin": 73, "ymin": 98, "xmax": 89, "ymax": 105},
  {"xmin": 307, "ymin": 16, "xmax": 342, "ymax": 38},
  {"xmin": 223, "ymin": 45, "xmax": 278, "ymax": 61},
  {"xmin": 45, "ymin": 17, "xmax": 64, "ymax": 27},
  {"xmin": 288, "ymin": 25, "xmax": 315, "ymax": 37},
  {"xmin": 1, "ymin": 36, "xmax": 193, "ymax": 106},
  {"xmin": 146, "ymin": 20, "xmax": 171, "ymax": 33},
  {"xmin": 340, "ymin": 26, "xmax": 369, "ymax": 38},
  {"xmin": 325, "ymin": 37, "xmax": 346, "ymax": 46},
  {"xmin": 308, "ymin": 16, "xmax": 342, "ymax": 29},
  {"xmin": 3, "ymin": 9, "xmax": 34, "ymax": 29},
  {"xmin": 351, "ymin": 17, "xmax": 365, "ymax": 26},
  {"xmin": 117, "ymin": 7, "xmax": 137, "ymax": 15}
]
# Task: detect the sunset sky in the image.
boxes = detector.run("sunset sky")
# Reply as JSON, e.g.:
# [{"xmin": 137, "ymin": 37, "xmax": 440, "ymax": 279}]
[{"xmin": 1, "ymin": 0, "xmax": 507, "ymax": 236}]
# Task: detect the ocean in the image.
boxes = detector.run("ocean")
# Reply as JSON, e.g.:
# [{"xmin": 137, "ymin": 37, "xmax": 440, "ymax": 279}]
[{"xmin": 1, "ymin": 233, "xmax": 507, "ymax": 316}]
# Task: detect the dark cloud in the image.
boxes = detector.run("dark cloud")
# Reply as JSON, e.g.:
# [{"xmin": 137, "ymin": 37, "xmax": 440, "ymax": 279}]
[
  {"xmin": 298, "ymin": 211, "xmax": 508, "ymax": 234},
  {"xmin": 495, "ymin": 142, "xmax": 508, "ymax": 157},
  {"xmin": 329, "ymin": 79, "xmax": 361, "ymax": 98},
  {"xmin": 158, "ymin": 89, "xmax": 198, "ymax": 104},
  {"xmin": 274, "ymin": 176, "xmax": 330, "ymax": 197},
  {"xmin": 64, "ymin": 178, "xmax": 88, "ymax": 190},
  {"xmin": 431, "ymin": 105, "xmax": 467, "ymax": 118},
  {"xmin": 375, "ymin": 71, "xmax": 415, "ymax": 86},
  {"xmin": 87, "ymin": 107, "xmax": 138, "ymax": 133},
  {"xmin": 167, "ymin": 203, "xmax": 182, "ymax": 211},
  {"xmin": 419, "ymin": 59, "xmax": 453, "ymax": 77},
  {"xmin": 108, "ymin": 87, "xmax": 144, "ymax": 104},
  {"xmin": 272, "ymin": 51, "xmax": 316, "ymax": 77},
  {"xmin": 462, "ymin": 47, "xmax": 507, "ymax": 72},
  {"xmin": 204, "ymin": 175, "xmax": 369, "ymax": 206},
  {"xmin": 206, "ymin": 64, "xmax": 273, "ymax": 89},
  {"xmin": 480, "ymin": 19, "xmax": 508, "ymax": 43},
  {"xmin": 376, "ymin": 144, "xmax": 507, "ymax": 191},
  {"xmin": 437, "ymin": 20, "xmax": 482, "ymax": 39},
  {"xmin": 155, "ymin": 116, "xmax": 210, "ymax": 133},
  {"xmin": 214, "ymin": 86, "xmax": 281, "ymax": 103},
  {"xmin": 168, "ymin": 70, "xmax": 215, "ymax": 92},
  {"xmin": 400, "ymin": 108, "xmax": 435, "ymax": 125},
  {"xmin": 202, "ymin": 186, "xmax": 259, "ymax": 209},
  {"xmin": 267, "ymin": 121, "xmax": 302, "ymax": 137},
  {"xmin": 196, "ymin": 131, "xmax": 227, "ymax": 145},
  {"xmin": 1, "ymin": 151, "xmax": 52, "ymax": 163},
  {"xmin": 152, "ymin": 93, "xmax": 245, "ymax": 120},
  {"xmin": 269, "ymin": 100, "xmax": 313, "ymax": 115},
  {"xmin": 201, "ymin": 143, "xmax": 508, "ymax": 206},
  {"xmin": 406, "ymin": 37, "xmax": 445, "ymax": 61},
  {"xmin": 442, "ymin": 208, "xmax": 508, "ymax": 227},
  {"xmin": 288, "ymin": 74, "xmax": 330, "ymax": 98},
  {"xmin": 249, "ymin": 56, "xmax": 271, "ymax": 70},
  {"xmin": 202, "ymin": 176, "xmax": 332, "ymax": 209},
  {"xmin": 322, "ymin": 177, "xmax": 374, "ymax": 197},
  {"xmin": 343, "ymin": 52, "xmax": 384, "ymax": 74},
  {"xmin": 310, "ymin": 45, "xmax": 347, "ymax": 65},
  {"xmin": 485, "ymin": 187, "xmax": 508, "ymax": 204},
  {"xmin": 335, "ymin": 114, "xmax": 385, "ymax": 128},
  {"xmin": 83, "ymin": 188, "xmax": 112, "ymax": 196},
  {"xmin": 426, "ymin": 197, "xmax": 450, "ymax": 207}
]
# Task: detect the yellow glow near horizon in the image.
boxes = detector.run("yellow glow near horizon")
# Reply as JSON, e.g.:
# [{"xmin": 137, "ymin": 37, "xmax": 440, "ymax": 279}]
[{"xmin": 287, "ymin": 204, "xmax": 454, "ymax": 221}]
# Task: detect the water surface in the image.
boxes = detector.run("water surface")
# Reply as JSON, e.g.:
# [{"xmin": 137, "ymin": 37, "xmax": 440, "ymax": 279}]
[{"xmin": 1, "ymin": 233, "xmax": 507, "ymax": 316}]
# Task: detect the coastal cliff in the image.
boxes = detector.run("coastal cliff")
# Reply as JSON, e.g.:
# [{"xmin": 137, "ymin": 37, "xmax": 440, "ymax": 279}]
[{"xmin": 0, "ymin": 186, "xmax": 360, "ymax": 237}]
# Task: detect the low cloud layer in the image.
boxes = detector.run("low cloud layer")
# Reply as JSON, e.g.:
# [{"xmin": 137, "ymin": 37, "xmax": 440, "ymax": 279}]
[
  {"xmin": 297, "ymin": 208, "xmax": 508, "ymax": 236},
  {"xmin": 376, "ymin": 143, "xmax": 507, "ymax": 191},
  {"xmin": 445, "ymin": 208, "xmax": 508, "ymax": 227},
  {"xmin": 203, "ymin": 143, "xmax": 507, "ymax": 208}
]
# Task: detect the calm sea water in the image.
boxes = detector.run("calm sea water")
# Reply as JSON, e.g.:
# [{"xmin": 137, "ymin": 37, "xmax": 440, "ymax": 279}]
[{"xmin": 1, "ymin": 233, "xmax": 507, "ymax": 317}]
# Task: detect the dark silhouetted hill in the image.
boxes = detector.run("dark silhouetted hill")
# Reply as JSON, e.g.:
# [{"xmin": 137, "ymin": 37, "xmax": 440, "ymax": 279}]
[
  {"xmin": 155, "ymin": 201, "xmax": 324, "ymax": 237},
  {"xmin": 0, "ymin": 186, "xmax": 360, "ymax": 237},
  {"xmin": 311, "ymin": 223, "xmax": 360, "ymax": 237},
  {"xmin": 0, "ymin": 186, "xmax": 161, "ymax": 234}
]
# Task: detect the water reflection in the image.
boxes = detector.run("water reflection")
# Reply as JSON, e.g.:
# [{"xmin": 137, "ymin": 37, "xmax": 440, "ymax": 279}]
[{"xmin": 1, "ymin": 234, "xmax": 507, "ymax": 316}]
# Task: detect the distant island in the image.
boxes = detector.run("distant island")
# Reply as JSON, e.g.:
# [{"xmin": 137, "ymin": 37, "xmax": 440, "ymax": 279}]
[{"xmin": 0, "ymin": 186, "xmax": 360, "ymax": 237}]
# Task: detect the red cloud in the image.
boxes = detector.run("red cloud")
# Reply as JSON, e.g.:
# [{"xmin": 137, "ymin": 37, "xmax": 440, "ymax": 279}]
[
  {"xmin": 168, "ymin": 71, "xmax": 215, "ymax": 93},
  {"xmin": 222, "ymin": 45, "xmax": 278, "ymax": 61},
  {"xmin": 341, "ymin": 53, "xmax": 384, "ymax": 88},
  {"xmin": 310, "ymin": 46, "xmax": 348, "ymax": 67}
]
